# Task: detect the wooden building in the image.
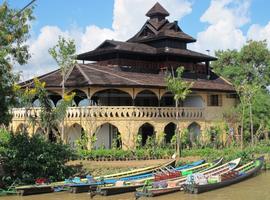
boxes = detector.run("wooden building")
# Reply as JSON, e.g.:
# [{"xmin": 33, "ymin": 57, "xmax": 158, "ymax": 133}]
[{"xmin": 11, "ymin": 3, "xmax": 237, "ymax": 149}]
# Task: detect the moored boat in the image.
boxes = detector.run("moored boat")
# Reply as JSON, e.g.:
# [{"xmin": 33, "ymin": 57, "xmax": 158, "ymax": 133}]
[
  {"xmin": 95, "ymin": 158, "xmax": 222, "ymax": 196},
  {"xmin": 135, "ymin": 157, "xmax": 240, "ymax": 198},
  {"xmin": 15, "ymin": 159, "xmax": 176, "ymax": 195},
  {"xmin": 183, "ymin": 156, "xmax": 264, "ymax": 194},
  {"xmin": 15, "ymin": 185, "xmax": 54, "ymax": 196},
  {"xmin": 66, "ymin": 159, "xmax": 177, "ymax": 194}
]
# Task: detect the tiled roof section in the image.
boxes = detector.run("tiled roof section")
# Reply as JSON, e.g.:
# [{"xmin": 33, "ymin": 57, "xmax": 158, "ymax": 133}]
[
  {"xmin": 146, "ymin": 2, "xmax": 169, "ymax": 17},
  {"xmin": 20, "ymin": 63, "xmax": 235, "ymax": 92},
  {"xmin": 128, "ymin": 20, "xmax": 196, "ymax": 43},
  {"xmin": 77, "ymin": 40, "xmax": 216, "ymax": 61}
]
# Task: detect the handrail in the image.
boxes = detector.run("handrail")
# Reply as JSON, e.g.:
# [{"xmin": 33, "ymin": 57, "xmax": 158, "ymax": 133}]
[{"xmin": 11, "ymin": 106, "xmax": 205, "ymax": 120}]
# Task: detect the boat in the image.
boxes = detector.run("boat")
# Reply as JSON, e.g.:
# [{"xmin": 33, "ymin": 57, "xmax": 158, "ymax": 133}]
[
  {"xmin": 15, "ymin": 159, "xmax": 175, "ymax": 195},
  {"xmin": 15, "ymin": 185, "xmax": 54, "ymax": 196},
  {"xmin": 0, "ymin": 180, "xmax": 18, "ymax": 196},
  {"xmin": 96, "ymin": 159, "xmax": 177, "ymax": 180},
  {"xmin": 183, "ymin": 156, "xmax": 264, "ymax": 194},
  {"xmin": 135, "ymin": 157, "xmax": 240, "ymax": 198},
  {"xmin": 68, "ymin": 159, "xmax": 176, "ymax": 194},
  {"xmin": 95, "ymin": 158, "xmax": 222, "ymax": 196}
]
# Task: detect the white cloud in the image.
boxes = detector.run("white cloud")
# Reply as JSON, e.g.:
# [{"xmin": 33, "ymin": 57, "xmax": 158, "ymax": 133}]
[
  {"xmin": 16, "ymin": 0, "xmax": 192, "ymax": 81},
  {"xmin": 112, "ymin": 0, "xmax": 192, "ymax": 40},
  {"xmin": 190, "ymin": 0, "xmax": 250, "ymax": 54},
  {"xmin": 247, "ymin": 22, "xmax": 270, "ymax": 48}
]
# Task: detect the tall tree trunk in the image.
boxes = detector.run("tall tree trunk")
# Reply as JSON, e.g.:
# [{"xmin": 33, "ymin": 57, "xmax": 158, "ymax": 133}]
[
  {"xmin": 240, "ymin": 103, "xmax": 244, "ymax": 150},
  {"xmin": 175, "ymin": 99, "xmax": 181, "ymax": 157},
  {"xmin": 249, "ymin": 103, "xmax": 254, "ymax": 146},
  {"xmin": 61, "ymin": 73, "xmax": 65, "ymax": 142}
]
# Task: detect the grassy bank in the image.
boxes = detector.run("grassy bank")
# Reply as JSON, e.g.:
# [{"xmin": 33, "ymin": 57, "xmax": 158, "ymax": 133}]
[{"xmin": 74, "ymin": 142, "xmax": 270, "ymax": 175}]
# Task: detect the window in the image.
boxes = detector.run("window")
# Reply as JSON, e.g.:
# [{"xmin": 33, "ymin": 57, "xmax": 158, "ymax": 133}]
[
  {"xmin": 226, "ymin": 93, "xmax": 238, "ymax": 99},
  {"xmin": 207, "ymin": 94, "xmax": 222, "ymax": 106}
]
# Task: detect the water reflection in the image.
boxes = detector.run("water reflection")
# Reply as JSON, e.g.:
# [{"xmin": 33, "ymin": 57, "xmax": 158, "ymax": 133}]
[{"xmin": 1, "ymin": 171, "xmax": 269, "ymax": 200}]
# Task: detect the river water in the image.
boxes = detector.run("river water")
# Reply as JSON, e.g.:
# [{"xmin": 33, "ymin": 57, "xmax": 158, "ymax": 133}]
[{"xmin": 1, "ymin": 171, "xmax": 270, "ymax": 200}]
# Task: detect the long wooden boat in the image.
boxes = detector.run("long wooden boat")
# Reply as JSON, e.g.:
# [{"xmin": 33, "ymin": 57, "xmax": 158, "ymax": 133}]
[
  {"xmin": 15, "ymin": 159, "xmax": 175, "ymax": 195},
  {"xmin": 96, "ymin": 159, "xmax": 176, "ymax": 180},
  {"xmin": 95, "ymin": 158, "xmax": 222, "ymax": 196},
  {"xmin": 16, "ymin": 185, "xmax": 54, "ymax": 196},
  {"xmin": 183, "ymin": 156, "xmax": 264, "ymax": 194},
  {"xmin": 135, "ymin": 158, "xmax": 240, "ymax": 198},
  {"xmin": 68, "ymin": 159, "xmax": 176, "ymax": 194}
]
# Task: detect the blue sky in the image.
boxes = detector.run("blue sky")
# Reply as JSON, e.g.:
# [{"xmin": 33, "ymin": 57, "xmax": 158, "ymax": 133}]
[
  {"xmin": 3, "ymin": 0, "xmax": 270, "ymax": 80},
  {"xmin": 7, "ymin": 0, "xmax": 270, "ymax": 37}
]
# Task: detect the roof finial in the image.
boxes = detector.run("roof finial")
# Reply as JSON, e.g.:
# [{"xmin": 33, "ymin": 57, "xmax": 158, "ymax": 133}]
[{"xmin": 146, "ymin": 2, "xmax": 169, "ymax": 19}]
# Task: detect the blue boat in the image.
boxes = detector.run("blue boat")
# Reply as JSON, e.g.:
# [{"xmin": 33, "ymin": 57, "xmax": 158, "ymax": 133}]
[{"xmin": 67, "ymin": 159, "xmax": 205, "ymax": 193}]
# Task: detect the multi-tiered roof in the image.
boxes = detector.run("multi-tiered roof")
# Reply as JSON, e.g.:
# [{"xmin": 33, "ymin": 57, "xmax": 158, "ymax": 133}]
[
  {"xmin": 77, "ymin": 2, "xmax": 215, "ymax": 63},
  {"xmin": 21, "ymin": 2, "xmax": 234, "ymax": 92}
]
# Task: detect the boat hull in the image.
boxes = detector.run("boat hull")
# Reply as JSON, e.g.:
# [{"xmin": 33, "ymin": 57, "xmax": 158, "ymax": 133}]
[
  {"xmin": 16, "ymin": 186, "xmax": 54, "ymax": 196},
  {"xmin": 98, "ymin": 184, "xmax": 143, "ymax": 196},
  {"xmin": 95, "ymin": 159, "xmax": 206, "ymax": 196},
  {"xmin": 183, "ymin": 157, "xmax": 264, "ymax": 194},
  {"xmin": 135, "ymin": 157, "xmax": 239, "ymax": 198}
]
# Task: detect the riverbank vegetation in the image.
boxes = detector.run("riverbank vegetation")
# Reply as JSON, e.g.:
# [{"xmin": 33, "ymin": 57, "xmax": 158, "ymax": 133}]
[{"xmin": 0, "ymin": 128, "xmax": 77, "ymax": 187}]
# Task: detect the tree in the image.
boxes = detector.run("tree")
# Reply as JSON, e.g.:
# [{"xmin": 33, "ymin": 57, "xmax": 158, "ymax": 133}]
[
  {"xmin": 213, "ymin": 40, "xmax": 270, "ymax": 87},
  {"xmin": 20, "ymin": 78, "xmax": 75, "ymax": 141},
  {"xmin": 0, "ymin": 2, "xmax": 34, "ymax": 126},
  {"xmin": 212, "ymin": 40, "xmax": 270, "ymax": 147},
  {"xmin": 48, "ymin": 36, "xmax": 76, "ymax": 139},
  {"xmin": 165, "ymin": 67, "xmax": 193, "ymax": 157},
  {"xmin": 0, "ymin": 129, "xmax": 76, "ymax": 186}
]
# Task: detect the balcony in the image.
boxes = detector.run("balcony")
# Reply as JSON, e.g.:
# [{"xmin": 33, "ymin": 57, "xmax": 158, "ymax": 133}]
[{"xmin": 12, "ymin": 106, "xmax": 205, "ymax": 121}]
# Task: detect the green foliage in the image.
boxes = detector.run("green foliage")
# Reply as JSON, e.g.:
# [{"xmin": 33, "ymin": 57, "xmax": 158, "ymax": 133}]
[
  {"xmin": 180, "ymin": 128, "xmax": 190, "ymax": 147},
  {"xmin": 77, "ymin": 148, "xmax": 175, "ymax": 160},
  {"xmin": 75, "ymin": 130, "xmax": 89, "ymax": 150},
  {"xmin": 157, "ymin": 132, "xmax": 166, "ymax": 147},
  {"xmin": 165, "ymin": 67, "xmax": 193, "ymax": 156},
  {"xmin": 213, "ymin": 40, "xmax": 270, "ymax": 145},
  {"xmin": 165, "ymin": 67, "xmax": 194, "ymax": 103},
  {"xmin": 112, "ymin": 134, "xmax": 122, "ymax": 150},
  {"xmin": 0, "ymin": 128, "xmax": 11, "ymax": 153},
  {"xmin": 0, "ymin": 2, "xmax": 34, "ymax": 126},
  {"xmin": 182, "ymin": 142, "xmax": 270, "ymax": 164},
  {"xmin": 48, "ymin": 36, "xmax": 76, "ymax": 78},
  {"xmin": 20, "ymin": 78, "xmax": 75, "ymax": 139},
  {"xmin": 213, "ymin": 40, "xmax": 270, "ymax": 87},
  {"xmin": 135, "ymin": 134, "xmax": 142, "ymax": 149},
  {"xmin": 145, "ymin": 136, "xmax": 155, "ymax": 150},
  {"xmin": 0, "ymin": 130, "xmax": 76, "ymax": 186}
]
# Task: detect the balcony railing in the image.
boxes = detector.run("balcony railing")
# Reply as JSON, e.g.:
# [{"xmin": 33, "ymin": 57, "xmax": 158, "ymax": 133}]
[{"xmin": 12, "ymin": 106, "xmax": 205, "ymax": 120}]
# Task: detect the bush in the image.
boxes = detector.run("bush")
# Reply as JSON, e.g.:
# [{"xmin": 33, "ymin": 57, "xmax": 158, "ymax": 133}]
[{"xmin": 0, "ymin": 130, "xmax": 77, "ymax": 186}]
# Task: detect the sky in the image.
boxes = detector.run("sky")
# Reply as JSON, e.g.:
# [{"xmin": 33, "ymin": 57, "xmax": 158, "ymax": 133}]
[{"xmin": 4, "ymin": 0, "xmax": 270, "ymax": 81}]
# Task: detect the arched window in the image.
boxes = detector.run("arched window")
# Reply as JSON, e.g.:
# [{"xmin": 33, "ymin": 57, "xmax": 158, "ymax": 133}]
[
  {"xmin": 93, "ymin": 123, "xmax": 122, "ymax": 149},
  {"xmin": 138, "ymin": 123, "xmax": 155, "ymax": 146},
  {"xmin": 91, "ymin": 89, "xmax": 132, "ymax": 106},
  {"xmin": 187, "ymin": 122, "xmax": 201, "ymax": 142},
  {"xmin": 69, "ymin": 89, "xmax": 88, "ymax": 106},
  {"xmin": 160, "ymin": 92, "xmax": 175, "ymax": 107},
  {"xmin": 183, "ymin": 96, "xmax": 204, "ymax": 107},
  {"xmin": 48, "ymin": 91, "xmax": 62, "ymax": 107},
  {"xmin": 66, "ymin": 123, "xmax": 84, "ymax": 148},
  {"xmin": 164, "ymin": 122, "xmax": 176, "ymax": 143},
  {"xmin": 135, "ymin": 90, "xmax": 158, "ymax": 107}
]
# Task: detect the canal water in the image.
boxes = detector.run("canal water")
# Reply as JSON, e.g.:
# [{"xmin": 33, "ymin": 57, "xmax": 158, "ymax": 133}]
[{"xmin": 1, "ymin": 171, "xmax": 270, "ymax": 200}]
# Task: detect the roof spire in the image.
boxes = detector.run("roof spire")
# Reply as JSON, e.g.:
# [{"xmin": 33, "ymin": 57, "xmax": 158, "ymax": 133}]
[{"xmin": 146, "ymin": 2, "xmax": 169, "ymax": 19}]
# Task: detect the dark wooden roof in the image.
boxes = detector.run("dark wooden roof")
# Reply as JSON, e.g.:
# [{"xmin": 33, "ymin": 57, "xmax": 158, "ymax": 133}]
[
  {"xmin": 146, "ymin": 2, "xmax": 169, "ymax": 18},
  {"xmin": 77, "ymin": 40, "xmax": 216, "ymax": 62},
  {"xmin": 77, "ymin": 3, "xmax": 213, "ymax": 62},
  {"xmin": 21, "ymin": 63, "xmax": 235, "ymax": 92},
  {"xmin": 127, "ymin": 18, "xmax": 196, "ymax": 43}
]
